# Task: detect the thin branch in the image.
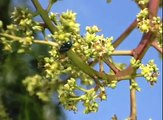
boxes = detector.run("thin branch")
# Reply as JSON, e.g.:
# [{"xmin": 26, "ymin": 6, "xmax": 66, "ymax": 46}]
[
  {"xmin": 113, "ymin": 19, "xmax": 137, "ymax": 48},
  {"xmin": 134, "ymin": 33, "xmax": 154, "ymax": 60},
  {"xmin": 46, "ymin": 2, "xmax": 53, "ymax": 13},
  {"xmin": 67, "ymin": 49, "xmax": 132, "ymax": 83},
  {"xmin": 151, "ymin": 40, "xmax": 162, "ymax": 54},
  {"xmin": 0, "ymin": 33, "xmax": 58, "ymax": 47},
  {"xmin": 129, "ymin": 80, "xmax": 137, "ymax": 120},
  {"xmin": 34, "ymin": 39, "xmax": 58, "ymax": 46},
  {"xmin": 99, "ymin": 58, "xmax": 104, "ymax": 73},
  {"xmin": 104, "ymin": 50, "xmax": 133, "ymax": 74},
  {"xmin": 0, "ymin": 33, "xmax": 22, "ymax": 41},
  {"xmin": 111, "ymin": 50, "xmax": 133, "ymax": 56},
  {"xmin": 31, "ymin": 0, "xmax": 57, "ymax": 33},
  {"xmin": 104, "ymin": 58, "xmax": 120, "ymax": 74}
]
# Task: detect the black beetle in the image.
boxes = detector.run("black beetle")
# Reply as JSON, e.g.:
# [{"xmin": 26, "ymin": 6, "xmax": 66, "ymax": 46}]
[{"xmin": 59, "ymin": 41, "xmax": 72, "ymax": 53}]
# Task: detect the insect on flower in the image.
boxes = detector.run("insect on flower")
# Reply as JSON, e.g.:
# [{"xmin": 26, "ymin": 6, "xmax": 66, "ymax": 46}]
[{"xmin": 59, "ymin": 41, "xmax": 72, "ymax": 53}]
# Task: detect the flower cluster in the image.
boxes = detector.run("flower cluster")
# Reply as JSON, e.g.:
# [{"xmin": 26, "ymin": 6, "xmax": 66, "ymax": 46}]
[
  {"xmin": 135, "ymin": 0, "xmax": 149, "ymax": 5},
  {"xmin": 58, "ymin": 78, "xmax": 78, "ymax": 111},
  {"xmin": 136, "ymin": 8, "xmax": 162, "ymax": 38},
  {"xmin": 77, "ymin": 26, "xmax": 114, "ymax": 59},
  {"xmin": 137, "ymin": 8, "xmax": 150, "ymax": 33},
  {"xmin": 150, "ymin": 17, "xmax": 162, "ymax": 34},
  {"xmin": 80, "ymin": 73, "xmax": 94, "ymax": 85},
  {"xmin": 82, "ymin": 89, "xmax": 98, "ymax": 114},
  {"xmin": 43, "ymin": 46, "xmax": 61, "ymax": 79},
  {"xmin": 50, "ymin": 10, "xmax": 80, "ymax": 44},
  {"xmin": 0, "ymin": 8, "xmax": 43, "ymax": 53},
  {"xmin": 130, "ymin": 57, "xmax": 141, "ymax": 68},
  {"xmin": 42, "ymin": 45, "xmax": 80, "ymax": 82},
  {"xmin": 41, "ymin": 11, "xmax": 115, "ymax": 91},
  {"xmin": 137, "ymin": 8, "xmax": 149, "ymax": 21},
  {"xmin": 130, "ymin": 58, "xmax": 159, "ymax": 86},
  {"xmin": 140, "ymin": 60, "xmax": 159, "ymax": 85},
  {"xmin": 81, "ymin": 87, "xmax": 107, "ymax": 113},
  {"xmin": 1, "ymin": 4, "xmax": 161, "ymax": 115},
  {"xmin": 44, "ymin": 57, "xmax": 61, "ymax": 79},
  {"xmin": 129, "ymin": 79, "xmax": 141, "ymax": 91},
  {"xmin": 0, "ymin": 36, "xmax": 12, "ymax": 52},
  {"xmin": 35, "ymin": 11, "xmax": 113, "ymax": 113},
  {"xmin": 82, "ymin": 87, "xmax": 107, "ymax": 114},
  {"xmin": 107, "ymin": 80, "xmax": 118, "ymax": 89},
  {"xmin": 58, "ymin": 77, "xmax": 107, "ymax": 113},
  {"xmin": 11, "ymin": 8, "xmax": 43, "ymax": 34},
  {"xmin": 150, "ymin": 17, "xmax": 162, "ymax": 47},
  {"xmin": 86, "ymin": 25, "xmax": 101, "ymax": 33},
  {"xmin": 22, "ymin": 75, "xmax": 51, "ymax": 101}
]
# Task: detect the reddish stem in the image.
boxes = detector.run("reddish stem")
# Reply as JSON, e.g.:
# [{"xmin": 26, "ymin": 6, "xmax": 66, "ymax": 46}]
[
  {"xmin": 113, "ymin": 19, "xmax": 137, "ymax": 48},
  {"xmin": 127, "ymin": 1, "xmax": 160, "ymax": 120},
  {"xmin": 116, "ymin": 0, "xmax": 160, "ymax": 77},
  {"xmin": 104, "ymin": 58, "xmax": 120, "ymax": 74},
  {"xmin": 151, "ymin": 40, "xmax": 162, "ymax": 53},
  {"xmin": 148, "ymin": 0, "xmax": 160, "ymax": 17},
  {"xmin": 129, "ymin": 86, "xmax": 137, "ymax": 120}
]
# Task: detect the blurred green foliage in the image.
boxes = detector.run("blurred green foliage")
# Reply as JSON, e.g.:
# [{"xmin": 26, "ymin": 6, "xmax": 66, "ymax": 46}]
[{"xmin": 0, "ymin": 1, "xmax": 64, "ymax": 120}]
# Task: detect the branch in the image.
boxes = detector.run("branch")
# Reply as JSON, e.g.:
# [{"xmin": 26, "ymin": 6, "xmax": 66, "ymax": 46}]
[
  {"xmin": 31, "ymin": 0, "xmax": 57, "ymax": 33},
  {"xmin": 104, "ymin": 58, "xmax": 120, "ymax": 74},
  {"xmin": 111, "ymin": 50, "xmax": 133, "ymax": 56},
  {"xmin": 127, "ymin": 1, "xmax": 160, "ymax": 119},
  {"xmin": 99, "ymin": 58, "xmax": 104, "ymax": 74},
  {"xmin": 0, "ymin": 33, "xmax": 133, "ymax": 83},
  {"xmin": 67, "ymin": 49, "xmax": 132, "ymax": 83},
  {"xmin": 151, "ymin": 40, "xmax": 162, "ymax": 54},
  {"xmin": 133, "ymin": 0, "xmax": 160, "ymax": 60},
  {"xmin": 134, "ymin": 33, "xmax": 154, "ymax": 60},
  {"xmin": 115, "ymin": 0, "xmax": 160, "ymax": 83},
  {"xmin": 148, "ymin": 0, "xmax": 160, "ymax": 17},
  {"xmin": 0, "ymin": 33, "xmax": 58, "ymax": 47},
  {"xmin": 113, "ymin": 19, "xmax": 137, "ymax": 48},
  {"xmin": 129, "ymin": 80, "xmax": 137, "ymax": 120},
  {"xmin": 30, "ymin": 0, "xmax": 143, "ymax": 85}
]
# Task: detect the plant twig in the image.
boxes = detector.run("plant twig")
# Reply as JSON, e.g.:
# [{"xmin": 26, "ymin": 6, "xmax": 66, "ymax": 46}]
[
  {"xmin": 129, "ymin": 80, "xmax": 137, "ymax": 120},
  {"xmin": 111, "ymin": 0, "xmax": 160, "ymax": 83},
  {"xmin": 128, "ymin": 2, "xmax": 160, "ymax": 119},
  {"xmin": 0, "ymin": 33, "xmax": 58, "ymax": 47},
  {"xmin": 67, "ymin": 49, "xmax": 132, "ymax": 82},
  {"xmin": 111, "ymin": 50, "xmax": 133, "ymax": 56},
  {"xmin": 148, "ymin": 0, "xmax": 160, "ymax": 17},
  {"xmin": 113, "ymin": 19, "xmax": 137, "ymax": 48},
  {"xmin": 31, "ymin": 0, "xmax": 57, "ymax": 33},
  {"xmin": 99, "ymin": 57, "xmax": 104, "ymax": 74},
  {"xmin": 104, "ymin": 58, "xmax": 120, "ymax": 74},
  {"xmin": 151, "ymin": 40, "xmax": 162, "ymax": 54},
  {"xmin": 46, "ymin": 2, "xmax": 53, "ymax": 13}
]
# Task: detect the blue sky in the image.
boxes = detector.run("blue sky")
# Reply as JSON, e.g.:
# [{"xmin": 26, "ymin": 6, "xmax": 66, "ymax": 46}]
[{"xmin": 33, "ymin": 0, "xmax": 162, "ymax": 120}]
